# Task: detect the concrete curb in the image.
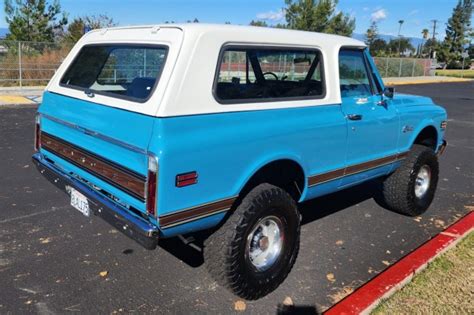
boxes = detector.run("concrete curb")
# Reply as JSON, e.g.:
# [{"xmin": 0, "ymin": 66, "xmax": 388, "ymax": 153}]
[
  {"xmin": 384, "ymin": 78, "xmax": 473, "ymax": 86},
  {"xmin": 0, "ymin": 95, "xmax": 42, "ymax": 106},
  {"xmin": 325, "ymin": 211, "xmax": 474, "ymax": 315}
]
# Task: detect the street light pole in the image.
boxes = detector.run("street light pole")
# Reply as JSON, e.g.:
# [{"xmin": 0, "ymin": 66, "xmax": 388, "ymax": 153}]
[{"xmin": 397, "ymin": 20, "xmax": 404, "ymax": 56}]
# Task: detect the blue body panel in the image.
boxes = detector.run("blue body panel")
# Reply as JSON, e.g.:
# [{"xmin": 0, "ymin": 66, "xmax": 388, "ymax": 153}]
[
  {"xmin": 394, "ymin": 93, "xmax": 447, "ymax": 152},
  {"xmin": 150, "ymin": 105, "xmax": 349, "ymax": 236}
]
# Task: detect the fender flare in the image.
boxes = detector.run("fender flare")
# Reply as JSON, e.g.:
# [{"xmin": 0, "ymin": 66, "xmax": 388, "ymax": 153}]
[
  {"xmin": 403, "ymin": 120, "xmax": 439, "ymax": 152},
  {"xmin": 232, "ymin": 152, "xmax": 308, "ymax": 202}
]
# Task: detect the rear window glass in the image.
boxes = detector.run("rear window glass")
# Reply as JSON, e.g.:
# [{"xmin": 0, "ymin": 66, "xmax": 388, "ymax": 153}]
[
  {"xmin": 215, "ymin": 47, "xmax": 324, "ymax": 103},
  {"xmin": 60, "ymin": 44, "xmax": 168, "ymax": 102}
]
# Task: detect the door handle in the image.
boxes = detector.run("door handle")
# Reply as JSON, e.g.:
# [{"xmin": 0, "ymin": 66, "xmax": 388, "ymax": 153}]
[{"xmin": 347, "ymin": 114, "xmax": 363, "ymax": 121}]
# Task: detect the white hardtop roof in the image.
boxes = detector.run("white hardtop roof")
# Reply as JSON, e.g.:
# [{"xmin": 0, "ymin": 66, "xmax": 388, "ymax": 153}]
[
  {"xmin": 89, "ymin": 23, "xmax": 366, "ymax": 48},
  {"xmin": 48, "ymin": 23, "xmax": 368, "ymax": 117}
]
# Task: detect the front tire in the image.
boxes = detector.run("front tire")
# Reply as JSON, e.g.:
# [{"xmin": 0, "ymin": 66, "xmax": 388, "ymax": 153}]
[
  {"xmin": 204, "ymin": 183, "xmax": 300, "ymax": 300},
  {"xmin": 375, "ymin": 145, "xmax": 439, "ymax": 216}
]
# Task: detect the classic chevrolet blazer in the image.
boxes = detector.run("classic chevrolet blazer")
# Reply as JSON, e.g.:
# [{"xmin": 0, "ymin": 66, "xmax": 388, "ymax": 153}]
[{"xmin": 33, "ymin": 24, "xmax": 447, "ymax": 299}]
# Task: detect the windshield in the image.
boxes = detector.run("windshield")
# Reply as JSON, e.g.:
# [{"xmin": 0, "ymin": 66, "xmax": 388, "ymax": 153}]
[{"xmin": 60, "ymin": 44, "xmax": 168, "ymax": 102}]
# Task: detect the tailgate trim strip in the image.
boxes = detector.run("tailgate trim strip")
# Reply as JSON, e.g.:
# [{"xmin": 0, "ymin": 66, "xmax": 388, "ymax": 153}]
[
  {"xmin": 41, "ymin": 113, "xmax": 148, "ymax": 154},
  {"xmin": 41, "ymin": 132, "xmax": 146, "ymax": 201}
]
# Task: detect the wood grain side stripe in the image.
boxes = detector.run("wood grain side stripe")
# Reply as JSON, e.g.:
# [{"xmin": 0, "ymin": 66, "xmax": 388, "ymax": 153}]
[
  {"xmin": 159, "ymin": 196, "xmax": 237, "ymax": 229},
  {"xmin": 41, "ymin": 132, "xmax": 146, "ymax": 200},
  {"xmin": 308, "ymin": 168, "xmax": 345, "ymax": 186},
  {"xmin": 308, "ymin": 152, "xmax": 408, "ymax": 187},
  {"xmin": 344, "ymin": 155, "xmax": 397, "ymax": 176}
]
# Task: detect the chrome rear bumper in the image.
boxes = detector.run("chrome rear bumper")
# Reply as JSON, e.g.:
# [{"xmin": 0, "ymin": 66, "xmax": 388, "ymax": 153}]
[{"xmin": 32, "ymin": 153, "xmax": 159, "ymax": 250}]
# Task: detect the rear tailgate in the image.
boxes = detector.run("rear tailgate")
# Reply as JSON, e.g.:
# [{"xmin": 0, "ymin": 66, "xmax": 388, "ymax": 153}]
[{"xmin": 39, "ymin": 92, "xmax": 154, "ymax": 212}]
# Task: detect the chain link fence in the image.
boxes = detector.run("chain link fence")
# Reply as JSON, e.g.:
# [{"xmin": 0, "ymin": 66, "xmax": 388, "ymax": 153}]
[
  {"xmin": 0, "ymin": 40, "xmax": 434, "ymax": 88},
  {"xmin": 373, "ymin": 57, "xmax": 434, "ymax": 78},
  {"xmin": 0, "ymin": 40, "xmax": 73, "ymax": 87}
]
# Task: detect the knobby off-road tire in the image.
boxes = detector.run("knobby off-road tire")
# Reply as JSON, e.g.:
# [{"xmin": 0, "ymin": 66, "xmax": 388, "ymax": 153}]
[
  {"xmin": 204, "ymin": 183, "xmax": 301, "ymax": 300},
  {"xmin": 375, "ymin": 144, "xmax": 439, "ymax": 216}
]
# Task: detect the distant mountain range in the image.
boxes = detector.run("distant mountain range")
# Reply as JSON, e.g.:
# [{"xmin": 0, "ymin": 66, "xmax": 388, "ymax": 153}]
[
  {"xmin": 352, "ymin": 33, "xmax": 425, "ymax": 48},
  {"xmin": 0, "ymin": 28, "xmax": 8, "ymax": 38}
]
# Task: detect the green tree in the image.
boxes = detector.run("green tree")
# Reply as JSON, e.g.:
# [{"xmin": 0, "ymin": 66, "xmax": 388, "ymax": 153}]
[
  {"xmin": 365, "ymin": 21, "xmax": 378, "ymax": 50},
  {"xmin": 438, "ymin": 0, "xmax": 473, "ymax": 68},
  {"xmin": 387, "ymin": 38, "xmax": 414, "ymax": 56},
  {"xmin": 420, "ymin": 28, "xmax": 429, "ymax": 57},
  {"xmin": 424, "ymin": 38, "xmax": 438, "ymax": 58},
  {"xmin": 370, "ymin": 38, "xmax": 387, "ymax": 56},
  {"xmin": 249, "ymin": 20, "xmax": 268, "ymax": 27},
  {"xmin": 62, "ymin": 15, "xmax": 116, "ymax": 44},
  {"xmin": 284, "ymin": 0, "xmax": 355, "ymax": 36},
  {"xmin": 468, "ymin": 44, "xmax": 474, "ymax": 59},
  {"xmin": 4, "ymin": 0, "xmax": 68, "ymax": 42}
]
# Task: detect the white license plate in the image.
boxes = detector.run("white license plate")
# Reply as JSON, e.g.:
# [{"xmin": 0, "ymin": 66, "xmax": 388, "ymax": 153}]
[{"xmin": 70, "ymin": 188, "xmax": 90, "ymax": 217}]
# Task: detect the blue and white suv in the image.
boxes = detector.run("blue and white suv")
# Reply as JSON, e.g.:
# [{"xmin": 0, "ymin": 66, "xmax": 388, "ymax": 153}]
[{"xmin": 33, "ymin": 24, "xmax": 447, "ymax": 299}]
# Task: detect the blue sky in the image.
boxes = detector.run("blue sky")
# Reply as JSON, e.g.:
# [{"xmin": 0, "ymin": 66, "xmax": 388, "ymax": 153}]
[{"xmin": 0, "ymin": 0, "xmax": 466, "ymax": 39}]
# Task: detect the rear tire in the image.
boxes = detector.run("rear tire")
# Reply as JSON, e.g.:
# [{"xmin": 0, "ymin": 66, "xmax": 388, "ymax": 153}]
[
  {"xmin": 204, "ymin": 183, "xmax": 300, "ymax": 300},
  {"xmin": 374, "ymin": 145, "xmax": 439, "ymax": 216}
]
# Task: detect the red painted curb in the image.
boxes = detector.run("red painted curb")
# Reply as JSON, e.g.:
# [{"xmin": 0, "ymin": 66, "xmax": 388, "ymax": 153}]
[{"xmin": 325, "ymin": 211, "xmax": 474, "ymax": 315}]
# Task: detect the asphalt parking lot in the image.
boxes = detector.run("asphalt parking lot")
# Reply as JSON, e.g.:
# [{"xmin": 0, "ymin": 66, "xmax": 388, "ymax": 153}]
[{"xmin": 1, "ymin": 82, "xmax": 473, "ymax": 314}]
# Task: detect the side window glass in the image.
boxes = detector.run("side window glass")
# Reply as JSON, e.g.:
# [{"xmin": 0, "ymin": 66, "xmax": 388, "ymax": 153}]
[
  {"xmin": 338, "ymin": 50, "xmax": 372, "ymax": 98},
  {"xmin": 218, "ymin": 50, "xmax": 256, "ymax": 84},
  {"xmin": 215, "ymin": 47, "xmax": 324, "ymax": 102}
]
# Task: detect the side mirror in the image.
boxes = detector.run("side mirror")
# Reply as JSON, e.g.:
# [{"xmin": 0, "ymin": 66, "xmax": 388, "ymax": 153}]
[{"xmin": 384, "ymin": 87, "xmax": 395, "ymax": 99}]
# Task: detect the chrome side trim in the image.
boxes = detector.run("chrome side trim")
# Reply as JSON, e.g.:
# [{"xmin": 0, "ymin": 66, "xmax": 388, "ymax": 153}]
[{"xmin": 40, "ymin": 113, "xmax": 148, "ymax": 154}]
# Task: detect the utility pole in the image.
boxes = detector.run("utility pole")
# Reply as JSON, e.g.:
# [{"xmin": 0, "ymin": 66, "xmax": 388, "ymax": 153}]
[
  {"xmin": 430, "ymin": 19, "xmax": 438, "ymax": 41},
  {"xmin": 397, "ymin": 20, "xmax": 404, "ymax": 56},
  {"xmin": 429, "ymin": 19, "xmax": 438, "ymax": 59}
]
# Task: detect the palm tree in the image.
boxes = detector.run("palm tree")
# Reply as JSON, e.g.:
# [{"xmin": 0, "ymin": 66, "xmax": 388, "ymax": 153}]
[{"xmin": 420, "ymin": 28, "xmax": 429, "ymax": 57}]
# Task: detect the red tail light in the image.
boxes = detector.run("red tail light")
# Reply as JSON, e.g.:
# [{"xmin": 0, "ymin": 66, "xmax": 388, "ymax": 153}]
[
  {"xmin": 34, "ymin": 114, "xmax": 41, "ymax": 151},
  {"xmin": 146, "ymin": 154, "xmax": 158, "ymax": 216}
]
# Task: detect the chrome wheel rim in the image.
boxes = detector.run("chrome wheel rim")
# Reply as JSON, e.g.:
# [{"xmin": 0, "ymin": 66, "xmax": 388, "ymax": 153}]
[
  {"xmin": 246, "ymin": 215, "xmax": 284, "ymax": 271},
  {"xmin": 415, "ymin": 165, "xmax": 431, "ymax": 198}
]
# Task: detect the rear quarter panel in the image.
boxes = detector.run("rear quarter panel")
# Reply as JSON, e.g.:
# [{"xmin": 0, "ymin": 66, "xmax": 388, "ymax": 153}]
[{"xmin": 149, "ymin": 105, "xmax": 348, "ymax": 236}]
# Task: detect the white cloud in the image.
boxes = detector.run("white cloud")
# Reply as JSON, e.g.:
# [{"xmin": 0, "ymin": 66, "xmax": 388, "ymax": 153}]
[
  {"xmin": 409, "ymin": 9, "xmax": 419, "ymax": 16},
  {"xmin": 363, "ymin": 7, "xmax": 370, "ymax": 12},
  {"xmin": 256, "ymin": 9, "xmax": 285, "ymax": 21},
  {"xmin": 371, "ymin": 9, "xmax": 387, "ymax": 22}
]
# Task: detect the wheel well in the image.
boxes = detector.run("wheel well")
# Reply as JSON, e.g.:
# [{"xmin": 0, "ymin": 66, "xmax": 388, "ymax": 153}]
[
  {"xmin": 414, "ymin": 126, "xmax": 437, "ymax": 150},
  {"xmin": 241, "ymin": 159, "xmax": 305, "ymax": 201}
]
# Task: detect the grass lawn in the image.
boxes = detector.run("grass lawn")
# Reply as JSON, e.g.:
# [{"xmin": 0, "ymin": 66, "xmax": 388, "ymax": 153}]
[
  {"xmin": 372, "ymin": 232, "xmax": 474, "ymax": 314},
  {"xmin": 435, "ymin": 69, "xmax": 474, "ymax": 78}
]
